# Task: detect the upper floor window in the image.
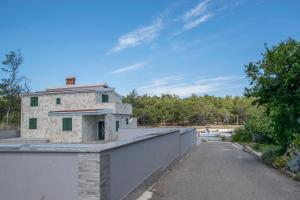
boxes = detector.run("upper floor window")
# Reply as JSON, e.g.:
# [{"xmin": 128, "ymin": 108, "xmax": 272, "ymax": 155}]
[
  {"xmin": 56, "ymin": 98, "xmax": 61, "ymax": 105},
  {"xmin": 62, "ymin": 118, "xmax": 72, "ymax": 131},
  {"xmin": 29, "ymin": 118, "xmax": 37, "ymax": 129},
  {"xmin": 30, "ymin": 97, "xmax": 38, "ymax": 107},
  {"xmin": 102, "ymin": 94, "xmax": 109, "ymax": 103},
  {"xmin": 116, "ymin": 121, "xmax": 119, "ymax": 132}
]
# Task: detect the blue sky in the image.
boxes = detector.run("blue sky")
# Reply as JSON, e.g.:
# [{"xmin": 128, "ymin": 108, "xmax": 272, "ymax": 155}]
[{"xmin": 0, "ymin": 0, "xmax": 300, "ymax": 97}]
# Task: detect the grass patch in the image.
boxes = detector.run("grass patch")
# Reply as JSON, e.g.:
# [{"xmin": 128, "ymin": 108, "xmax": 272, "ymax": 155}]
[
  {"xmin": 246, "ymin": 143, "xmax": 282, "ymax": 154},
  {"xmin": 240, "ymin": 143, "xmax": 285, "ymax": 165}
]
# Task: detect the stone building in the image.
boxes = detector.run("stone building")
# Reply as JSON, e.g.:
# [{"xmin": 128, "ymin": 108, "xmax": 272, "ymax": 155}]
[{"xmin": 20, "ymin": 77, "xmax": 137, "ymax": 143}]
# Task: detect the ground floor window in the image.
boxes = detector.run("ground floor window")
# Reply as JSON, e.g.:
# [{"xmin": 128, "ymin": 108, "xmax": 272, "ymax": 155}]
[
  {"xmin": 62, "ymin": 118, "xmax": 72, "ymax": 131},
  {"xmin": 116, "ymin": 121, "xmax": 119, "ymax": 131},
  {"xmin": 29, "ymin": 118, "xmax": 37, "ymax": 129},
  {"xmin": 126, "ymin": 118, "xmax": 129, "ymax": 125}
]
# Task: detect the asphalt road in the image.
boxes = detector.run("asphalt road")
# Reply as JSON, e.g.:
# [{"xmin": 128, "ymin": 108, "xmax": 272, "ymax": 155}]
[{"xmin": 151, "ymin": 142, "xmax": 300, "ymax": 200}]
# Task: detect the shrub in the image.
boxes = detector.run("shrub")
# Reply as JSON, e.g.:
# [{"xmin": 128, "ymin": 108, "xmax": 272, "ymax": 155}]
[
  {"xmin": 232, "ymin": 127, "xmax": 252, "ymax": 143},
  {"xmin": 288, "ymin": 155, "xmax": 300, "ymax": 173},
  {"xmin": 273, "ymin": 156, "xmax": 290, "ymax": 169},
  {"xmin": 244, "ymin": 111, "xmax": 274, "ymax": 144},
  {"xmin": 295, "ymin": 172, "xmax": 300, "ymax": 181},
  {"xmin": 221, "ymin": 136, "xmax": 226, "ymax": 141},
  {"xmin": 262, "ymin": 147, "xmax": 285, "ymax": 164},
  {"xmin": 292, "ymin": 134, "xmax": 300, "ymax": 151},
  {"xmin": 252, "ymin": 143, "xmax": 260, "ymax": 151}
]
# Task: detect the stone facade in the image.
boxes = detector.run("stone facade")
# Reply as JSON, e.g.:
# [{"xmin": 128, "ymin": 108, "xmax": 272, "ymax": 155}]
[
  {"xmin": 78, "ymin": 153, "xmax": 101, "ymax": 200},
  {"xmin": 21, "ymin": 83, "xmax": 137, "ymax": 143}
]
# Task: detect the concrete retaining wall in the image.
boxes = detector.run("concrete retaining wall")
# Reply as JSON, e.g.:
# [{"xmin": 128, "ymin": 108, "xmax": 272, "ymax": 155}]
[
  {"xmin": 0, "ymin": 152, "xmax": 79, "ymax": 200},
  {"xmin": 102, "ymin": 130, "xmax": 180, "ymax": 200},
  {"xmin": 0, "ymin": 128, "xmax": 196, "ymax": 200},
  {"xmin": 101, "ymin": 128, "xmax": 196, "ymax": 200},
  {"xmin": 0, "ymin": 130, "xmax": 20, "ymax": 139},
  {"xmin": 179, "ymin": 128, "xmax": 197, "ymax": 157}
]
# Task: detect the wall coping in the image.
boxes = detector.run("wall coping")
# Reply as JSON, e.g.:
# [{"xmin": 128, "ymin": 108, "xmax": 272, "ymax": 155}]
[{"xmin": 0, "ymin": 128, "xmax": 195, "ymax": 153}]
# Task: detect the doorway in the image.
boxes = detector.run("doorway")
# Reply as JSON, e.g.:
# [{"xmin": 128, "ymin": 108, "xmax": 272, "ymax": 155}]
[{"xmin": 98, "ymin": 121, "xmax": 105, "ymax": 140}]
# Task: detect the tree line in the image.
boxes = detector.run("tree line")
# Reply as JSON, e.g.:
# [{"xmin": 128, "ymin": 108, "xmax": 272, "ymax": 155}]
[{"xmin": 123, "ymin": 91, "xmax": 261, "ymax": 126}]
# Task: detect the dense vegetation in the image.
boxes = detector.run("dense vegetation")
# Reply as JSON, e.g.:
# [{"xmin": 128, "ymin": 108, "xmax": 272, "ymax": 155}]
[
  {"xmin": 244, "ymin": 38, "xmax": 300, "ymax": 148},
  {"xmin": 123, "ymin": 91, "xmax": 261, "ymax": 126},
  {"xmin": 232, "ymin": 38, "xmax": 300, "ymax": 176}
]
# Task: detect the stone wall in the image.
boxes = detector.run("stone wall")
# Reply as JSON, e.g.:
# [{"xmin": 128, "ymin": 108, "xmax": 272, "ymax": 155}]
[
  {"xmin": 96, "ymin": 91, "xmax": 122, "ymax": 104},
  {"xmin": 79, "ymin": 153, "xmax": 101, "ymax": 200},
  {"xmin": 129, "ymin": 118, "xmax": 138, "ymax": 128},
  {"xmin": 104, "ymin": 114, "xmax": 117, "ymax": 142},
  {"xmin": 21, "ymin": 90, "xmax": 133, "ymax": 143}
]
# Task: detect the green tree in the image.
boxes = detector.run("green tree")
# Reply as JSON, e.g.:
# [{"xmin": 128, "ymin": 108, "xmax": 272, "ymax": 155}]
[
  {"xmin": 245, "ymin": 38, "xmax": 300, "ymax": 148},
  {"xmin": 0, "ymin": 50, "xmax": 29, "ymax": 127}
]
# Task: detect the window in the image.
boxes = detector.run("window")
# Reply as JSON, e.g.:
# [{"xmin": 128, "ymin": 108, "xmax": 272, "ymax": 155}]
[
  {"xmin": 62, "ymin": 118, "xmax": 72, "ymax": 131},
  {"xmin": 30, "ymin": 97, "xmax": 38, "ymax": 107},
  {"xmin": 126, "ymin": 118, "xmax": 129, "ymax": 125},
  {"xmin": 56, "ymin": 98, "xmax": 61, "ymax": 105},
  {"xmin": 29, "ymin": 118, "xmax": 37, "ymax": 129},
  {"xmin": 102, "ymin": 94, "xmax": 109, "ymax": 103},
  {"xmin": 116, "ymin": 121, "xmax": 119, "ymax": 131}
]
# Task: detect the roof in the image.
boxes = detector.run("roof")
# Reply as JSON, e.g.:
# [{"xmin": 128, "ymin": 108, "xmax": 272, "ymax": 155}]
[
  {"xmin": 46, "ymin": 83, "xmax": 111, "ymax": 92},
  {"xmin": 48, "ymin": 109, "xmax": 113, "ymax": 116},
  {"xmin": 21, "ymin": 83, "xmax": 123, "ymax": 98}
]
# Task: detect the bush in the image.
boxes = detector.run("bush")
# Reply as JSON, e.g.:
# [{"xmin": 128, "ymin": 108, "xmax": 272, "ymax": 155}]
[
  {"xmin": 232, "ymin": 127, "xmax": 252, "ymax": 143},
  {"xmin": 252, "ymin": 143, "xmax": 260, "ymax": 151},
  {"xmin": 273, "ymin": 156, "xmax": 290, "ymax": 169},
  {"xmin": 262, "ymin": 147, "xmax": 285, "ymax": 164},
  {"xmin": 292, "ymin": 134, "xmax": 300, "ymax": 151},
  {"xmin": 288, "ymin": 155, "xmax": 300, "ymax": 173},
  {"xmin": 295, "ymin": 172, "xmax": 300, "ymax": 181},
  {"xmin": 221, "ymin": 136, "xmax": 226, "ymax": 141}
]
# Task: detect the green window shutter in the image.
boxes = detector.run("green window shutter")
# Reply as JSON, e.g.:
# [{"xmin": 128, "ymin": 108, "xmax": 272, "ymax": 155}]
[
  {"xmin": 63, "ymin": 118, "xmax": 72, "ymax": 131},
  {"xmin": 30, "ymin": 97, "xmax": 38, "ymax": 106},
  {"xmin": 56, "ymin": 98, "xmax": 61, "ymax": 105},
  {"xmin": 29, "ymin": 118, "xmax": 37, "ymax": 129},
  {"xmin": 116, "ymin": 121, "xmax": 119, "ymax": 131},
  {"xmin": 102, "ymin": 94, "xmax": 108, "ymax": 103}
]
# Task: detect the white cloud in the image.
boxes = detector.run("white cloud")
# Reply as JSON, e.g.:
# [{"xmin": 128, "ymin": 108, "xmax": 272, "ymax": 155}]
[
  {"xmin": 183, "ymin": 13, "xmax": 214, "ymax": 30},
  {"xmin": 109, "ymin": 62, "xmax": 147, "ymax": 74},
  {"xmin": 196, "ymin": 76, "xmax": 243, "ymax": 83},
  {"xmin": 137, "ymin": 75, "xmax": 243, "ymax": 97},
  {"xmin": 183, "ymin": 0, "xmax": 211, "ymax": 21},
  {"xmin": 174, "ymin": 0, "xmax": 214, "ymax": 36},
  {"xmin": 108, "ymin": 18, "xmax": 163, "ymax": 54}
]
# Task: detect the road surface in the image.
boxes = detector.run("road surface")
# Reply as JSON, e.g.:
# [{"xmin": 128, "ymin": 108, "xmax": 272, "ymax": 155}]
[{"xmin": 150, "ymin": 142, "xmax": 300, "ymax": 200}]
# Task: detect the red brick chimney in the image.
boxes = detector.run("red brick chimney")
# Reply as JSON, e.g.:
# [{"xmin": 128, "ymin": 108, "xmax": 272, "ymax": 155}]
[{"xmin": 66, "ymin": 77, "xmax": 76, "ymax": 85}]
